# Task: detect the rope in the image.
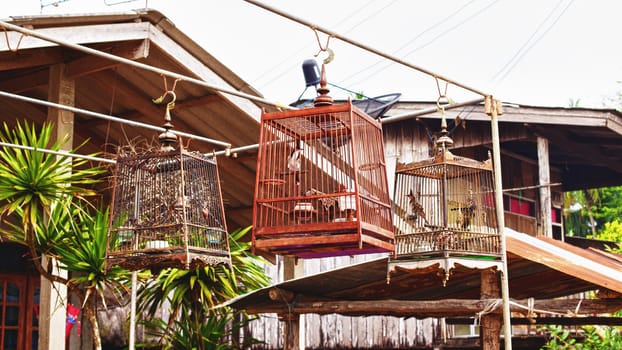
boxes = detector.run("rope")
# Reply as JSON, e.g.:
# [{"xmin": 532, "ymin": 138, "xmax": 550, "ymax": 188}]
[{"xmin": 474, "ymin": 299, "xmax": 502, "ymax": 326}]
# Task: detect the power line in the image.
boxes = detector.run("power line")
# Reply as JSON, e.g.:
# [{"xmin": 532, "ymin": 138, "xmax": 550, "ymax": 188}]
[
  {"xmin": 337, "ymin": 0, "xmax": 478, "ymax": 86},
  {"xmin": 244, "ymin": 0, "xmax": 489, "ymax": 97},
  {"xmin": 252, "ymin": 0, "xmax": 393, "ymax": 94},
  {"xmin": 342, "ymin": 0, "xmax": 500, "ymax": 89},
  {"xmin": 490, "ymin": 0, "xmax": 575, "ymax": 87}
]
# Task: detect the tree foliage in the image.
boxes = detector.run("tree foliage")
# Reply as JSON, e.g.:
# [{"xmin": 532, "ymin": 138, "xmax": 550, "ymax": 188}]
[
  {"xmin": 137, "ymin": 226, "xmax": 270, "ymax": 349},
  {"xmin": 0, "ymin": 121, "xmax": 127, "ymax": 350}
]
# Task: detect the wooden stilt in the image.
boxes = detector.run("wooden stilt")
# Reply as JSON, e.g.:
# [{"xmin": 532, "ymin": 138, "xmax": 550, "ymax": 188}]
[{"xmin": 480, "ymin": 268, "xmax": 502, "ymax": 350}]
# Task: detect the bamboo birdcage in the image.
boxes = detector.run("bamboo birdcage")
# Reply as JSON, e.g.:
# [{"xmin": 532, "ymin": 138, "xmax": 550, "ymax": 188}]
[
  {"xmin": 392, "ymin": 118, "xmax": 501, "ymax": 260},
  {"xmin": 252, "ymin": 69, "xmax": 394, "ymax": 258},
  {"xmin": 106, "ymin": 96, "xmax": 231, "ymax": 271}
]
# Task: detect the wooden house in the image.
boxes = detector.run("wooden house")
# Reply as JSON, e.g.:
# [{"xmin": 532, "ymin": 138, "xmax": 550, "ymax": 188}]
[{"xmin": 1, "ymin": 8, "xmax": 622, "ymax": 350}]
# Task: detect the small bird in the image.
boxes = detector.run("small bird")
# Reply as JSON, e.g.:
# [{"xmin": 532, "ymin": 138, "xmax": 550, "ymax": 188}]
[
  {"xmin": 459, "ymin": 190, "xmax": 477, "ymax": 230},
  {"xmin": 287, "ymin": 147, "xmax": 302, "ymax": 184},
  {"xmin": 406, "ymin": 189, "xmax": 428, "ymax": 226}
]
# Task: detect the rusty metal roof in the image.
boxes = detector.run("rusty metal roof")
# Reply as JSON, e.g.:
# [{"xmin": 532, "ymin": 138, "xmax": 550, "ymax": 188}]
[{"xmin": 228, "ymin": 228, "xmax": 622, "ymax": 316}]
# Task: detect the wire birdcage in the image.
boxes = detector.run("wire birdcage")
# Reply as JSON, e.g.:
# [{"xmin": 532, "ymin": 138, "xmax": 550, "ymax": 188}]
[
  {"xmin": 392, "ymin": 114, "xmax": 501, "ymax": 260},
  {"xmin": 106, "ymin": 93, "xmax": 230, "ymax": 271},
  {"xmin": 252, "ymin": 66, "xmax": 394, "ymax": 258}
]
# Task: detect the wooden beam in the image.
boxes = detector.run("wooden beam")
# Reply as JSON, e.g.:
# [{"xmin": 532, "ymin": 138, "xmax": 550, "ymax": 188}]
[
  {"xmin": 537, "ymin": 136, "xmax": 553, "ymax": 237},
  {"xmin": 0, "ymin": 46, "xmax": 65, "ymax": 71},
  {"xmin": 241, "ymin": 298, "xmax": 622, "ymax": 318},
  {"xmin": 0, "ymin": 22, "xmax": 151, "ymax": 51},
  {"xmin": 0, "ymin": 40, "xmax": 149, "ymax": 94},
  {"xmin": 65, "ymin": 39, "xmax": 150, "ymax": 78},
  {"xmin": 39, "ymin": 63, "xmax": 74, "ymax": 350}
]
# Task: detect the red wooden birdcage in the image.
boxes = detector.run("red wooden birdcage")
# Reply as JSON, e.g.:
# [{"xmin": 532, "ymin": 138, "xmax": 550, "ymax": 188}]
[
  {"xmin": 392, "ymin": 116, "xmax": 501, "ymax": 261},
  {"xmin": 252, "ymin": 71, "xmax": 394, "ymax": 258},
  {"xmin": 106, "ymin": 94, "xmax": 231, "ymax": 271}
]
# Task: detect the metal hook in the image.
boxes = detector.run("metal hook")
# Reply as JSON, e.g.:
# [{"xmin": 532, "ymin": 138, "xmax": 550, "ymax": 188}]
[
  {"xmin": 312, "ymin": 28, "xmax": 335, "ymax": 64},
  {"xmin": 153, "ymin": 90, "xmax": 177, "ymax": 122},
  {"xmin": 3, "ymin": 28, "xmax": 26, "ymax": 52}
]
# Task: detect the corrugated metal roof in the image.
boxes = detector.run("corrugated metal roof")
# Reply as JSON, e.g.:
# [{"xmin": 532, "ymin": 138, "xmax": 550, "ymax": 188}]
[{"xmin": 229, "ymin": 229, "xmax": 622, "ymax": 316}]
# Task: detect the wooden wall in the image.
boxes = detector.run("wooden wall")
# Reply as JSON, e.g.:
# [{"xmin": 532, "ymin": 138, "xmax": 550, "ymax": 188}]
[{"xmin": 244, "ymin": 254, "xmax": 441, "ymax": 349}]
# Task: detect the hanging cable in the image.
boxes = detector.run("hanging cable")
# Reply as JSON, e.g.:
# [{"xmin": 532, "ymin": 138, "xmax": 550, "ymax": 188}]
[
  {"xmin": 0, "ymin": 19, "xmax": 296, "ymax": 111},
  {"xmin": 0, "ymin": 90, "xmax": 232, "ymax": 148},
  {"xmin": 243, "ymin": 0, "xmax": 489, "ymax": 98}
]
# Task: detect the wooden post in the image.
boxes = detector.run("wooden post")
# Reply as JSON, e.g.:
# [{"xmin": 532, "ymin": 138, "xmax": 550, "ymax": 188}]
[
  {"xmin": 40, "ymin": 63, "xmax": 74, "ymax": 350},
  {"xmin": 480, "ymin": 269, "xmax": 502, "ymax": 349},
  {"xmin": 282, "ymin": 256, "xmax": 305, "ymax": 350},
  {"xmin": 537, "ymin": 137, "xmax": 553, "ymax": 238}
]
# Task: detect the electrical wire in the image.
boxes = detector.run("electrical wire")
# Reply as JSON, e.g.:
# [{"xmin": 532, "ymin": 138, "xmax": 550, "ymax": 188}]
[
  {"xmin": 250, "ymin": 0, "xmax": 377, "ymax": 87},
  {"xmin": 337, "ymin": 0, "xmax": 478, "ymax": 86},
  {"xmin": 244, "ymin": 0, "xmax": 488, "ymax": 97},
  {"xmin": 490, "ymin": 0, "xmax": 575, "ymax": 87},
  {"xmin": 251, "ymin": 0, "xmax": 391, "ymax": 93},
  {"xmin": 342, "ymin": 0, "xmax": 501, "ymax": 89}
]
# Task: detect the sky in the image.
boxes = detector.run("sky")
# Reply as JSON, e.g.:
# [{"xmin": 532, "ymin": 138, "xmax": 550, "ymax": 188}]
[{"xmin": 4, "ymin": 0, "xmax": 622, "ymax": 109}]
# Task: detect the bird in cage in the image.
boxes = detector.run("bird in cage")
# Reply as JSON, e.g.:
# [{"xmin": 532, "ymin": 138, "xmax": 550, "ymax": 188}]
[
  {"xmin": 287, "ymin": 145, "xmax": 302, "ymax": 185},
  {"xmin": 407, "ymin": 189, "xmax": 429, "ymax": 226},
  {"xmin": 456, "ymin": 189, "xmax": 477, "ymax": 231}
]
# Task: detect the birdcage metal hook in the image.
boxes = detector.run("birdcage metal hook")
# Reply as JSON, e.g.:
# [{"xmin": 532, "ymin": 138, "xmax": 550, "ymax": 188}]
[
  {"xmin": 312, "ymin": 28, "xmax": 335, "ymax": 64},
  {"xmin": 153, "ymin": 90, "xmax": 178, "ymax": 149}
]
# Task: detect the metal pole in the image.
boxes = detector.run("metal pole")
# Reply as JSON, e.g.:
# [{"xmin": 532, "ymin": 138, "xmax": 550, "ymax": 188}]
[
  {"xmin": 487, "ymin": 96, "xmax": 512, "ymax": 350},
  {"xmin": 129, "ymin": 271, "xmax": 138, "ymax": 350},
  {"xmin": 0, "ymin": 19, "xmax": 295, "ymax": 111},
  {"xmin": 0, "ymin": 90, "xmax": 232, "ymax": 148},
  {"xmin": 243, "ymin": 0, "xmax": 489, "ymax": 97},
  {"xmin": 381, "ymin": 97, "xmax": 485, "ymax": 124},
  {"xmin": 0, "ymin": 141, "xmax": 116, "ymax": 164},
  {"xmin": 213, "ymin": 97, "xmax": 486, "ymax": 157}
]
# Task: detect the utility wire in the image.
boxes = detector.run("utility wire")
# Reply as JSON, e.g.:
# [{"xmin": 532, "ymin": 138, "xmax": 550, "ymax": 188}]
[
  {"xmin": 338, "ymin": 0, "xmax": 478, "ymax": 86},
  {"xmin": 343, "ymin": 0, "xmax": 500, "ymax": 89},
  {"xmin": 244, "ymin": 0, "xmax": 489, "ymax": 97},
  {"xmin": 253, "ymin": 0, "xmax": 396, "ymax": 94},
  {"xmin": 490, "ymin": 0, "xmax": 574, "ymax": 87},
  {"xmin": 251, "ymin": 0, "xmax": 377, "ymax": 87}
]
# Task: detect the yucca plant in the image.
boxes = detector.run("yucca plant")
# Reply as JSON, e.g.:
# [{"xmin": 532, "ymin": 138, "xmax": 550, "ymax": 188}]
[
  {"xmin": 137, "ymin": 226, "xmax": 270, "ymax": 349},
  {"xmin": 0, "ymin": 121, "xmax": 128, "ymax": 350}
]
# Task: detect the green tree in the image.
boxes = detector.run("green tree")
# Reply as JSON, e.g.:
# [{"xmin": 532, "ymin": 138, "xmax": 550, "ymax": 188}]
[
  {"xmin": 0, "ymin": 121, "xmax": 128, "ymax": 350},
  {"xmin": 137, "ymin": 226, "xmax": 270, "ymax": 349}
]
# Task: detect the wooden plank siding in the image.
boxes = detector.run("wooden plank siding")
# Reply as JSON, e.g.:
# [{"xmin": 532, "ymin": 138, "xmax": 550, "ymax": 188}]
[{"xmin": 245, "ymin": 253, "xmax": 441, "ymax": 349}]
